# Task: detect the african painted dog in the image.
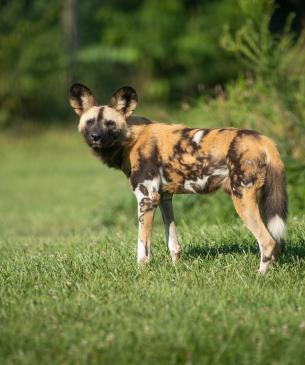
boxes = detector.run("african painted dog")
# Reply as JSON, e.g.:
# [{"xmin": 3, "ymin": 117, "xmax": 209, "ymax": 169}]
[{"xmin": 69, "ymin": 84, "xmax": 288, "ymax": 273}]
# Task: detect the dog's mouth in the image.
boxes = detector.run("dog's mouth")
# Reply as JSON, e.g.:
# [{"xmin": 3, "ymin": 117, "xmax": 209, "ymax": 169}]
[
  {"xmin": 89, "ymin": 138, "xmax": 121, "ymax": 150},
  {"xmin": 95, "ymin": 136, "xmax": 125, "ymax": 149},
  {"xmin": 90, "ymin": 141, "xmax": 103, "ymax": 148}
]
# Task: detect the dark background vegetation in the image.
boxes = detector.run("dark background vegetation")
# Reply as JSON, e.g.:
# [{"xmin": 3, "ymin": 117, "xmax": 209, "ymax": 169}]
[{"xmin": 0, "ymin": 0, "xmax": 304, "ymax": 120}]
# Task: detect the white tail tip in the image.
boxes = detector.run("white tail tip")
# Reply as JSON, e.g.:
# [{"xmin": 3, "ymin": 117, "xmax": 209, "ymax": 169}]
[{"xmin": 267, "ymin": 215, "xmax": 286, "ymax": 242}]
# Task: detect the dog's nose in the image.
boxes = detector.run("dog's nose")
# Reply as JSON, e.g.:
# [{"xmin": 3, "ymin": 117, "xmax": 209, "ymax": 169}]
[{"xmin": 91, "ymin": 133, "xmax": 101, "ymax": 142}]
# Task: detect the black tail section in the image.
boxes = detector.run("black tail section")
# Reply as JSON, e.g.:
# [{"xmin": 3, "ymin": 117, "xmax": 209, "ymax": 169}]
[{"xmin": 260, "ymin": 164, "xmax": 288, "ymax": 242}]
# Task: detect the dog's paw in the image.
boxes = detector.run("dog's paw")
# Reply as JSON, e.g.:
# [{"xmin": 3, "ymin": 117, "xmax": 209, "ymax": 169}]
[
  {"xmin": 137, "ymin": 256, "xmax": 151, "ymax": 265},
  {"xmin": 170, "ymin": 248, "xmax": 181, "ymax": 263}
]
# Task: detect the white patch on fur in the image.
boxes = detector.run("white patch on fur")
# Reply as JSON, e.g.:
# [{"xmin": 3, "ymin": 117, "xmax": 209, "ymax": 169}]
[
  {"xmin": 184, "ymin": 176, "xmax": 209, "ymax": 193},
  {"xmin": 192, "ymin": 130, "xmax": 205, "ymax": 144},
  {"xmin": 267, "ymin": 215, "xmax": 286, "ymax": 242},
  {"xmin": 167, "ymin": 221, "xmax": 181, "ymax": 261},
  {"xmin": 134, "ymin": 177, "xmax": 160, "ymax": 201},
  {"xmin": 78, "ymin": 106, "xmax": 99, "ymax": 132},
  {"xmin": 212, "ymin": 167, "xmax": 229, "ymax": 177},
  {"xmin": 259, "ymin": 259, "xmax": 271, "ymax": 274},
  {"xmin": 159, "ymin": 168, "xmax": 168, "ymax": 185},
  {"xmin": 241, "ymin": 181, "xmax": 253, "ymax": 188},
  {"xmin": 182, "ymin": 168, "xmax": 228, "ymax": 194},
  {"xmin": 137, "ymin": 239, "xmax": 149, "ymax": 263},
  {"xmin": 245, "ymin": 159, "xmax": 254, "ymax": 165},
  {"xmin": 159, "ymin": 199, "xmax": 181, "ymax": 262}
]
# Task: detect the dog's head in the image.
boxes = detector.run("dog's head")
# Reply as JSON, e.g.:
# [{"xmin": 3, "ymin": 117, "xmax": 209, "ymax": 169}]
[{"xmin": 69, "ymin": 84, "xmax": 138, "ymax": 149}]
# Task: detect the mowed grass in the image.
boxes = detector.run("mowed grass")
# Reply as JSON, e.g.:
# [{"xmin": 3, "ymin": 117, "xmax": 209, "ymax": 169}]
[{"xmin": 0, "ymin": 129, "xmax": 305, "ymax": 365}]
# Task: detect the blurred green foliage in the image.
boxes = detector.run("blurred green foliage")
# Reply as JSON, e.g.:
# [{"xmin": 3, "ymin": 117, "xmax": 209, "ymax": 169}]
[
  {"xmin": 0, "ymin": 1, "xmax": 302, "ymax": 119},
  {"xmin": 77, "ymin": 0, "xmax": 244, "ymax": 99},
  {"xmin": 0, "ymin": 0, "xmax": 66, "ymax": 124}
]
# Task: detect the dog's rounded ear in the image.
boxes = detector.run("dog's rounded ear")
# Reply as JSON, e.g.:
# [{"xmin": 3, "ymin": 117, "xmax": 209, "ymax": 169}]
[
  {"xmin": 109, "ymin": 86, "xmax": 138, "ymax": 118},
  {"xmin": 69, "ymin": 83, "xmax": 96, "ymax": 116}
]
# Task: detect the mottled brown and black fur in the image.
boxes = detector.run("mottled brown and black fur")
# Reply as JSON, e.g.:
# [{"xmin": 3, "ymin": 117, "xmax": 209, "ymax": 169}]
[{"xmin": 69, "ymin": 83, "xmax": 288, "ymax": 273}]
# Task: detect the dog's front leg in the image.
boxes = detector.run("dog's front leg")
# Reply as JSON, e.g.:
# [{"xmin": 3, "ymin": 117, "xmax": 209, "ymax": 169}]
[
  {"xmin": 159, "ymin": 195, "xmax": 181, "ymax": 262},
  {"xmin": 135, "ymin": 184, "xmax": 160, "ymax": 264}
]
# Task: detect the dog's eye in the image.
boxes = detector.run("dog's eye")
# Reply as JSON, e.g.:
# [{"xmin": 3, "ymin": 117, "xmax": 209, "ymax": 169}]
[
  {"xmin": 86, "ymin": 119, "xmax": 94, "ymax": 127},
  {"xmin": 105, "ymin": 120, "xmax": 115, "ymax": 129}
]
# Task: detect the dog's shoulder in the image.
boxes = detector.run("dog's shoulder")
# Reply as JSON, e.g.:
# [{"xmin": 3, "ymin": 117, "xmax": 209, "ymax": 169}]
[{"xmin": 126, "ymin": 115, "xmax": 152, "ymax": 126}]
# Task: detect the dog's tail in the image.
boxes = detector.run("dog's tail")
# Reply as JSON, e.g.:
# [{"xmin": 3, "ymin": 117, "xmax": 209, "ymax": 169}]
[{"xmin": 260, "ymin": 145, "xmax": 288, "ymax": 244}]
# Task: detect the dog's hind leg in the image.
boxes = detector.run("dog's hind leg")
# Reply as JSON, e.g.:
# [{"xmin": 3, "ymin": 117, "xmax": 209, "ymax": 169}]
[
  {"xmin": 231, "ymin": 188, "xmax": 277, "ymax": 274},
  {"xmin": 159, "ymin": 194, "xmax": 181, "ymax": 262}
]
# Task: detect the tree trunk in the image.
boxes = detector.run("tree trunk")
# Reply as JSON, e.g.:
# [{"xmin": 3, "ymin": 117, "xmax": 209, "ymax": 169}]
[{"xmin": 61, "ymin": 0, "xmax": 78, "ymax": 86}]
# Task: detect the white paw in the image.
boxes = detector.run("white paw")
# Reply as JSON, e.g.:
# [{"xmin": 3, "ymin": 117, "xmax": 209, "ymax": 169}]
[
  {"xmin": 170, "ymin": 247, "xmax": 181, "ymax": 263},
  {"xmin": 137, "ymin": 255, "xmax": 151, "ymax": 265},
  {"xmin": 259, "ymin": 260, "xmax": 271, "ymax": 274}
]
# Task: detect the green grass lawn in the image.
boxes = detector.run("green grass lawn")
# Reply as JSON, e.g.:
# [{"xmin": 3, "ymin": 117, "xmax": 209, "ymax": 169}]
[{"xmin": 0, "ymin": 129, "xmax": 305, "ymax": 365}]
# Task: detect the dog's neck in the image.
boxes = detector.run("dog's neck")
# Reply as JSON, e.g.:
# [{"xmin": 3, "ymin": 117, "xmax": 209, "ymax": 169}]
[{"xmin": 91, "ymin": 143, "xmax": 124, "ymax": 170}]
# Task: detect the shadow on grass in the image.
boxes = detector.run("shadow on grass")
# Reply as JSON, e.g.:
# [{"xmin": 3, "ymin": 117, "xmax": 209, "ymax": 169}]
[
  {"xmin": 184, "ymin": 243, "xmax": 258, "ymax": 261},
  {"xmin": 283, "ymin": 241, "xmax": 305, "ymax": 263},
  {"xmin": 184, "ymin": 240, "xmax": 305, "ymax": 263}
]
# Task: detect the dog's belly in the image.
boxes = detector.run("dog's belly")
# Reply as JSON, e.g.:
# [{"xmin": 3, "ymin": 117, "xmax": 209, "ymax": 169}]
[{"xmin": 159, "ymin": 166, "xmax": 229, "ymax": 194}]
